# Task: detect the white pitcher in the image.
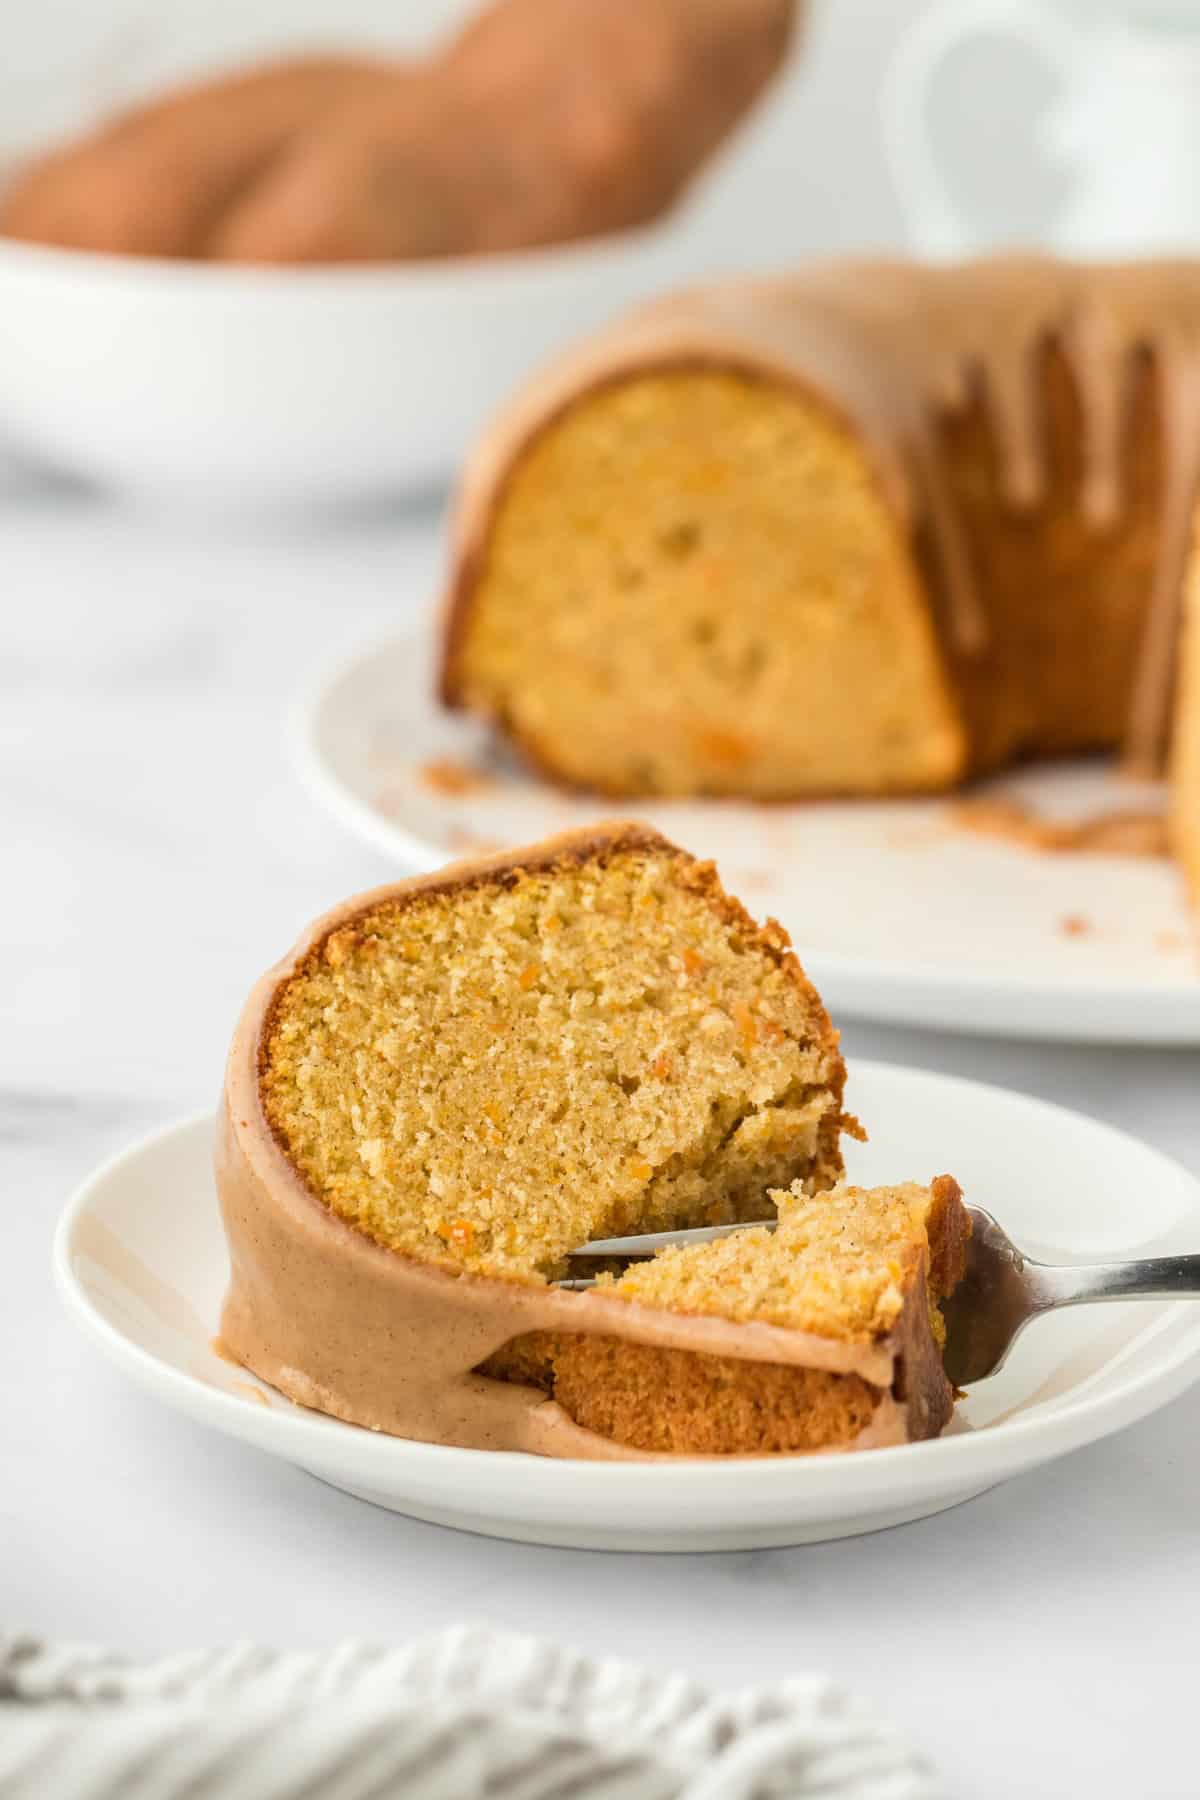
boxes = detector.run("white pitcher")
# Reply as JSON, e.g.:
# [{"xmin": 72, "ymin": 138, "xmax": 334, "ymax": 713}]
[{"xmin": 884, "ymin": 0, "xmax": 1200, "ymax": 259}]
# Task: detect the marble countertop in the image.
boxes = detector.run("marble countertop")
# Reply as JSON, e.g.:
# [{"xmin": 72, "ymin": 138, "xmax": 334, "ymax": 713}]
[{"xmin": 6, "ymin": 468, "xmax": 1200, "ymax": 1800}]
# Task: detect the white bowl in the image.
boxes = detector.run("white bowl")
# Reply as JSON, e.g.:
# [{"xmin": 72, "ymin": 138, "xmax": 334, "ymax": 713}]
[
  {"xmin": 54, "ymin": 1060, "xmax": 1200, "ymax": 1551},
  {"xmin": 0, "ymin": 224, "xmax": 693, "ymax": 505}
]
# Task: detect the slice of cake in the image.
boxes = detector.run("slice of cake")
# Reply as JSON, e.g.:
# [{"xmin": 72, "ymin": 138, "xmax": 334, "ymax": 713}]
[
  {"xmin": 545, "ymin": 1177, "xmax": 969, "ymax": 1454},
  {"xmin": 217, "ymin": 823, "xmax": 965, "ymax": 1457}
]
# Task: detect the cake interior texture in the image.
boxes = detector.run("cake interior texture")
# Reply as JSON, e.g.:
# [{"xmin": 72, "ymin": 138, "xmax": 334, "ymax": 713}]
[
  {"xmin": 493, "ymin": 1176, "xmax": 970, "ymax": 1454},
  {"xmin": 261, "ymin": 832, "xmax": 846, "ymax": 1285},
  {"xmin": 600, "ymin": 1175, "xmax": 963, "ymax": 1340},
  {"xmin": 452, "ymin": 369, "xmax": 965, "ymax": 798},
  {"xmin": 451, "ymin": 357, "xmax": 1176, "ymax": 799}
]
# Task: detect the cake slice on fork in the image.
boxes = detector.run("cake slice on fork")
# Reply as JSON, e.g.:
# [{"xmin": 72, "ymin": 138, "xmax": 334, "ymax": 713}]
[
  {"xmin": 217, "ymin": 823, "xmax": 968, "ymax": 1457},
  {"xmin": 545, "ymin": 1177, "xmax": 970, "ymax": 1454}
]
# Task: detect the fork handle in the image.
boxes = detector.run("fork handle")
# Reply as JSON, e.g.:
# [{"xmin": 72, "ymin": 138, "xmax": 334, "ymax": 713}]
[{"xmin": 1031, "ymin": 1255, "xmax": 1200, "ymax": 1311}]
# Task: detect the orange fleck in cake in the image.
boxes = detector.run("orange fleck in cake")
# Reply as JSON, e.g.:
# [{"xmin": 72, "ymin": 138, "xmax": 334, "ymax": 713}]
[
  {"xmin": 439, "ymin": 257, "xmax": 1200, "ymax": 911},
  {"xmin": 216, "ymin": 823, "xmax": 967, "ymax": 1457}
]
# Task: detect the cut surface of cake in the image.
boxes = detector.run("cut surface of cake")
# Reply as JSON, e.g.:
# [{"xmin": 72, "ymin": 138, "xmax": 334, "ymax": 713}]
[
  {"xmin": 445, "ymin": 366, "xmax": 965, "ymax": 798},
  {"xmin": 217, "ymin": 823, "xmax": 966, "ymax": 1458},
  {"xmin": 440, "ymin": 257, "xmax": 1200, "ymax": 909},
  {"xmin": 258, "ymin": 823, "xmax": 845, "ymax": 1281}
]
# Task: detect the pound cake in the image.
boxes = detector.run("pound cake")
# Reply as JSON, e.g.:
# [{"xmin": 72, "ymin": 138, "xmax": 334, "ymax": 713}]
[
  {"xmin": 439, "ymin": 257, "xmax": 1200, "ymax": 909},
  {"xmin": 217, "ymin": 823, "xmax": 967, "ymax": 1457}
]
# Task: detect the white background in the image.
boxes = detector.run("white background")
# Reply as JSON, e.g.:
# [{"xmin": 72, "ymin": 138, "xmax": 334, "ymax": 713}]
[{"xmin": 3, "ymin": 3, "xmax": 1200, "ymax": 1797}]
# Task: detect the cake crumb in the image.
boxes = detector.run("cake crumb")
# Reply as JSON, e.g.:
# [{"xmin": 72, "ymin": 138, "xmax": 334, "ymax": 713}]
[
  {"xmin": 956, "ymin": 796, "xmax": 1169, "ymax": 859},
  {"xmin": 232, "ymin": 1381, "xmax": 270, "ymax": 1407},
  {"xmin": 418, "ymin": 756, "xmax": 493, "ymax": 797}
]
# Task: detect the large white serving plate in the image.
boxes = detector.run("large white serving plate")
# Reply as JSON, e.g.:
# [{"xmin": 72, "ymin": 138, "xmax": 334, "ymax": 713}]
[
  {"xmin": 55, "ymin": 1061, "xmax": 1200, "ymax": 1552},
  {"xmin": 296, "ymin": 629, "xmax": 1200, "ymax": 1044}
]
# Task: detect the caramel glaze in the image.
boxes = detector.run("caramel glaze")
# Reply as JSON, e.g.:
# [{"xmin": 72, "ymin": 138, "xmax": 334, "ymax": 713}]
[
  {"xmin": 216, "ymin": 832, "xmax": 947, "ymax": 1460},
  {"xmin": 441, "ymin": 256, "xmax": 1200, "ymax": 774}
]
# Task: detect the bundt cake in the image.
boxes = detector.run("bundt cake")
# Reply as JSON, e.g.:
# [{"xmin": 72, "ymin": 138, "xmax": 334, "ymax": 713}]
[
  {"xmin": 216, "ymin": 823, "xmax": 967, "ymax": 1457},
  {"xmin": 439, "ymin": 257, "xmax": 1200, "ymax": 909}
]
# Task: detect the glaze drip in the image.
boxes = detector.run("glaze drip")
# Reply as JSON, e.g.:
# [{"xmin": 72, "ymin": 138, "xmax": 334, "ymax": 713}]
[{"xmin": 760, "ymin": 258, "xmax": 1200, "ymax": 767}]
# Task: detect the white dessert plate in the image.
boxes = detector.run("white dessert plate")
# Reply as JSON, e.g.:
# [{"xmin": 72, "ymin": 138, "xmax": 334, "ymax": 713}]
[
  {"xmin": 55, "ymin": 1060, "xmax": 1200, "ymax": 1552},
  {"xmin": 295, "ymin": 628, "xmax": 1200, "ymax": 1045}
]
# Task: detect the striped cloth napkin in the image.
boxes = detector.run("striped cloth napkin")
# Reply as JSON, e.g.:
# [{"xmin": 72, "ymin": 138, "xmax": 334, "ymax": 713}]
[{"xmin": 0, "ymin": 1623, "xmax": 935, "ymax": 1798}]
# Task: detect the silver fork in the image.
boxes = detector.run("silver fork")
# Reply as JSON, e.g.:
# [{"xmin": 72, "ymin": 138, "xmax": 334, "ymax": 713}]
[
  {"xmin": 565, "ymin": 1208, "xmax": 1200, "ymax": 1386},
  {"xmin": 938, "ymin": 1207, "xmax": 1200, "ymax": 1386},
  {"xmin": 559, "ymin": 1217, "xmax": 777, "ymax": 1290}
]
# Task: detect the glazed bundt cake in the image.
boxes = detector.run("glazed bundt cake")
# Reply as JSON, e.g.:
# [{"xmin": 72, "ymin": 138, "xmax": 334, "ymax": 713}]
[
  {"xmin": 440, "ymin": 257, "xmax": 1200, "ymax": 908},
  {"xmin": 217, "ymin": 823, "xmax": 967, "ymax": 1457}
]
